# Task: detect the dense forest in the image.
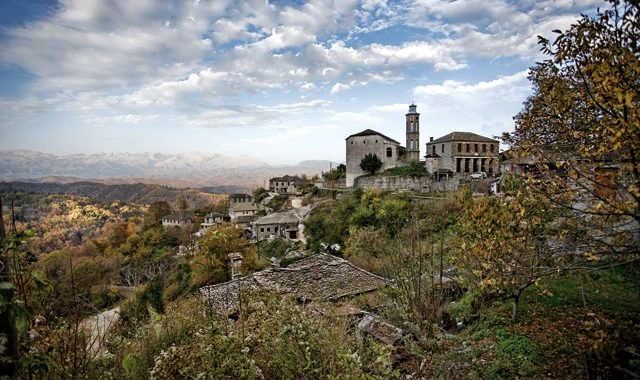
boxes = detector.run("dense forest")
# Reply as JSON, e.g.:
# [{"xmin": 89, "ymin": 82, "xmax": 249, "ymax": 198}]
[{"xmin": 1, "ymin": 1, "xmax": 640, "ymax": 378}]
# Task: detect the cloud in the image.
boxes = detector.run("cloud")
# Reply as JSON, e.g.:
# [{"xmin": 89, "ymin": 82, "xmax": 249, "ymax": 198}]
[{"xmin": 331, "ymin": 83, "xmax": 351, "ymax": 95}]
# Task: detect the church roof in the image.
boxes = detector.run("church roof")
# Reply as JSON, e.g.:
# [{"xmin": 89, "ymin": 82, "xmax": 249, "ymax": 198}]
[
  {"xmin": 346, "ymin": 129, "xmax": 401, "ymax": 145},
  {"xmin": 429, "ymin": 132, "xmax": 498, "ymax": 144}
]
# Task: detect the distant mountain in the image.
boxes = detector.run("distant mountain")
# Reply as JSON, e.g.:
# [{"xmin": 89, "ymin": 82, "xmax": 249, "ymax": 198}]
[{"xmin": 0, "ymin": 150, "xmax": 340, "ymax": 187}]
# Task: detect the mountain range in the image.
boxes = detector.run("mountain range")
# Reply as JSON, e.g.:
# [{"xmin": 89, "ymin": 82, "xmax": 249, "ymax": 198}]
[{"xmin": 0, "ymin": 150, "xmax": 339, "ymax": 188}]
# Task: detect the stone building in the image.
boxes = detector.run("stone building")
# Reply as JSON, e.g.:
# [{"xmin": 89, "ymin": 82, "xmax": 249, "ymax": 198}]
[
  {"xmin": 161, "ymin": 210, "xmax": 194, "ymax": 228},
  {"xmin": 253, "ymin": 211, "xmax": 302, "ymax": 241},
  {"xmin": 229, "ymin": 193, "xmax": 254, "ymax": 204},
  {"xmin": 345, "ymin": 129, "xmax": 403, "ymax": 187},
  {"xmin": 269, "ymin": 175, "xmax": 307, "ymax": 193},
  {"xmin": 425, "ymin": 132, "xmax": 500, "ymax": 176},
  {"xmin": 345, "ymin": 103, "xmax": 420, "ymax": 187}
]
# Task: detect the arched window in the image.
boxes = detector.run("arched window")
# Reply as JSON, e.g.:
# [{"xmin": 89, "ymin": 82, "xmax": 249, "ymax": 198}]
[
  {"xmin": 386, "ymin": 147, "xmax": 392, "ymax": 157},
  {"xmin": 410, "ymin": 139, "xmax": 414, "ymax": 149},
  {"xmin": 410, "ymin": 121, "xmax": 414, "ymax": 131}
]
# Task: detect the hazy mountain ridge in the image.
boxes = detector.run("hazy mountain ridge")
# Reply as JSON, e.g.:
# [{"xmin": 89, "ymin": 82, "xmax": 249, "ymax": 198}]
[{"xmin": 0, "ymin": 150, "xmax": 339, "ymax": 187}]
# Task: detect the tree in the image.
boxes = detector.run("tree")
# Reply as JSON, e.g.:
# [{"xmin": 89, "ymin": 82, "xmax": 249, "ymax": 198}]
[
  {"xmin": 146, "ymin": 201, "xmax": 172, "ymax": 225},
  {"xmin": 359, "ymin": 153, "xmax": 383, "ymax": 175},
  {"xmin": 504, "ymin": 0, "xmax": 640, "ymax": 260},
  {"xmin": 191, "ymin": 226, "xmax": 256, "ymax": 288}
]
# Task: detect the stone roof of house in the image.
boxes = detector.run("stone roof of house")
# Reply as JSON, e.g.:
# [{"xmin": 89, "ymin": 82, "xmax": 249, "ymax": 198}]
[
  {"xmin": 161, "ymin": 210, "xmax": 195, "ymax": 221},
  {"xmin": 205, "ymin": 212, "xmax": 224, "ymax": 218},
  {"xmin": 254, "ymin": 211, "xmax": 300, "ymax": 225},
  {"xmin": 345, "ymin": 129, "xmax": 401, "ymax": 145},
  {"xmin": 230, "ymin": 193, "xmax": 253, "ymax": 199},
  {"xmin": 269, "ymin": 175, "xmax": 307, "ymax": 183},
  {"xmin": 236, "ymin": 215, "xmax": 258, "ymax": 224},
  {"xmin": 232, "ymin": 203, "xmax": 258, "ymax": 212},
  {"xmin": 200, "ymin": 253, "xmax": 390, "ymax": 314},
  {"xmin": 429, "ymin": 132, "xmax": 498, "ymax": 144}
]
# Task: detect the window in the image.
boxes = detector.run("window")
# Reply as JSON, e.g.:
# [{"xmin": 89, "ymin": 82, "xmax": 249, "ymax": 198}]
[
  {"xmin": 410, "ymin": 139, "xmax": 414, "ymax": 149},
  {"xmin": 466, "ymin": 144, "xmax": 470, "ymax": 152},
  {"xmin": 475, "ymin": 144, "xmax": 478, "ymax": 153},
  {"xmin": 267, "ymin": 227, "xmax": 271, "ymax": 232},
  {"xmin": 482, "ymin": 144, "xmax": 486, "ymax": 153},
  {"xmin": 351, "ymin": 141, "xmax": 353, "ymax": 144},
  {"xmin": 260, "ymin": 228, "xmax": 264, "ymax": 232},
  {"xmin": 386, "ymin": 147, "xmax": 392, "ymax": 157},
  {"xmin": 441, "ymin": 144, "xmax": 444, "ymax": 153},
  {"xmin": 275, "ymin": 227, "xmax": 279, "ymax": 233},
  {"xmin": 375, "ymin": 139, "xmax": 378, "ymax": 143},
  {"xmin": 432, "ymin": 146, "xmax": 436, "ymax": 154},
  {"xmin": 458, "ymin": 143, "xmax": 462, "ymax": 152},
  {"xmin": 410, "ymin": 121, "xmax": 414, "ymax": 131},
  {"xmin": 490, "ymin": 144, "xmax": 495, "ymax": 153}
]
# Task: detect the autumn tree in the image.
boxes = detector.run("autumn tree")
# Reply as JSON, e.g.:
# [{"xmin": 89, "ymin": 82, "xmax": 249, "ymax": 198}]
[
  {"xmin": 504, "ymin": 0, "xmax": 640, "ymax": 260},
  {"xmin": 191, "ymin": 225, "xmax": 256, "ymax": 288},
  {"xmin": 146, "ymin": 200, "xmax": 172, "ymax": 225},
  {"xmin": 359, "ymin": 153, "xmax": 383, "ymax": 175}
]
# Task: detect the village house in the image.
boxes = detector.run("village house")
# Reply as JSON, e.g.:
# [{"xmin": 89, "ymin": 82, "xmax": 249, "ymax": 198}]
[
  {"xmin": 229, "ymin": 202, "xmax": 259, "ymax": 220},
  {"xmin": 269, "ymin": 175, "xmax": 307, "ymax": 193},
  {"xmin": 195, "ymin": 212, "xmax": 225, "ymax": 236},
  {"xmin": 253, "ymin": 211, "xmax": 302, "ymax": 241},
  {"xmin": 161, "ymin": 210, "xmax": 195, "ymax": 228},
  {"xmin": 229, "ymin": 193, "xmax": 254, "ymax": 204},
  {"xmin": 424, "ymin": 132, "xmax": 500, "ymax": 177}
]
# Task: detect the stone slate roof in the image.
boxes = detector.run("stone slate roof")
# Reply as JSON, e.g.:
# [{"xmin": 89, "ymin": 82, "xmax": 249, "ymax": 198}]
[
  {"xmin": 199, "ymin": 253, "xmax": 389, "ymax": 314},
  {"xmin": 235, "ymin": 215, "xmax": 258, "ymax": 224},
  {"xmin": 269, "ymin": 175, "xmax": 307, "ymax": 183},
  {"xmin": 161, "ymin": 210, "xmax": 195, "ymax": 221},
  {"xmin": 254, "ymin": 211, "xmax": 300, "ymax": 225},
  {"xmin": 430, "ymin": 132, "xmax": 498, "ymax": 144},
  {"xmin": 230, "ymin": 193, "xmax": 253, "ymax": 199},
  {"xmin": 232, "ymin": 203, "xmax": 258, "ymax": 212},
  {"xmin": 345, "ymin": 129, "xmax": 401, "ymax": 145},
  {"xmin": 204, "ymin": 212, "xmax": 224, "ymax": 218}
]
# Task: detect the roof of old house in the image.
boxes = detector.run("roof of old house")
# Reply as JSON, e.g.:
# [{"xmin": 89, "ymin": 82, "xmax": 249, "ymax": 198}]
[
  {"xmin": 230, "ymin": 193, "xmax": 253, "ymax": 199},
  {"xmin": 254, "ymin": 211, "xmax": 300, "ymax": 225},
  {"xmin": 346, "ymin": 129, "xmax": 401, "ymax": 145},
  {"xmin": 269, "ymin": 175, "xmax": 307, "ymax": 183},
  {"xmin": 429, "ymin": 132, "xmax": 498, "ymax": 144},
  {"xmin": 161, "ymin": 210, "xmax": 195, "ymax": 221},
  {"xmin": 232, "ymin": 203, "xmax": 258, "ymax": 212},
  {"xmin": 235, "ymin": 215, "xmax": 258, "ymax": 224},
  {"xmin": 199, "ymin": 253, "xmax": 389, "ymax": 314},
  {"xmin": 205, "ymin": 212, "xmax": 224, "ymax": 218}
]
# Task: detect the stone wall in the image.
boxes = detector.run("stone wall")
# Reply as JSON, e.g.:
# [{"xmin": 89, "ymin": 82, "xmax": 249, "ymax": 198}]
[{"xmin": 353, "ymin": 175, "xmax": 459, "ymax": 193}]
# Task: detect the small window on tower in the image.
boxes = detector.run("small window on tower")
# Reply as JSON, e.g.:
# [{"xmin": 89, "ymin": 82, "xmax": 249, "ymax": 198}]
[
  {"xmin": 441, "ymin": 144, "xmax": 444, "ymax": 153},
  {"xmin": 376, "ymin": 140, "xmax": 378, "ymax": 143}
]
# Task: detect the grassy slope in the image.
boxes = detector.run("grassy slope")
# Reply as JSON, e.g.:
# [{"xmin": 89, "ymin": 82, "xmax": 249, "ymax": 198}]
[{"xmin": 423, "ymin": 268, "xmax": 640, "ymax": 379}]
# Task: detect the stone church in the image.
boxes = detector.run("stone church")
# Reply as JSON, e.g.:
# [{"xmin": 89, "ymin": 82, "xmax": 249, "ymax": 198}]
[
  {"xmin": 345, "ymin": 103, "xmax": 500, "ymax": 187},
  {"xmin": 345, "ymin": 103, "xmax": 421, "ymax": 187}
]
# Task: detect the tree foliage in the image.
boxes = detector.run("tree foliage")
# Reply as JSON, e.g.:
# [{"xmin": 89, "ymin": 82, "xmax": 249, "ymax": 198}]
[
  {"xmin": 504, "ymin": 0, "xmax": 640, "ymax": 259},
  {"xmin": 359, "ymin": 153, "xmax": 383, "ymax": 175}
]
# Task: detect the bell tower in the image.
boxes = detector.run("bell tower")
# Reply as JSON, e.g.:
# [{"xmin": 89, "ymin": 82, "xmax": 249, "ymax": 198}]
[{"xmin": 406, "ymin": 103, "xmax": 420, "ymax": 162}]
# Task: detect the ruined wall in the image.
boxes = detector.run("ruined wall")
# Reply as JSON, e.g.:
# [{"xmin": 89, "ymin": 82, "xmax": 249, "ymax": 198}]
[{"xmin": 353, "ymin": 175, "xmax": 459, "ymax": 193}]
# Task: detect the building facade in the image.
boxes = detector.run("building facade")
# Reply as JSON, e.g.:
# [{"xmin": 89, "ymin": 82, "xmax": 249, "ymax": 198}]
[
  {"xmin": 425, "ymin": 132, "xmax": 500, "ymax": 176},
  {"xmin": 269, "ymin": 175, "xmax": 306, "ymax": 193},
  {"xmin": 229, "ymin": 193, "xmax": 254, "ymax": 204},
  {"xmin": 345, "ymin": 129, "xmax": 403, "ymax": 187}
]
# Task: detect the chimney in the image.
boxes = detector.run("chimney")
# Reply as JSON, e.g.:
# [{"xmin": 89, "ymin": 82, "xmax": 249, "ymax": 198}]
[
  {"xmin": 430, "ymin": 137, "xmax": 433, "ymax": 142},
  {"xmin": 228, "ymin": 252, "xmax": 243, "ymax": 279}
]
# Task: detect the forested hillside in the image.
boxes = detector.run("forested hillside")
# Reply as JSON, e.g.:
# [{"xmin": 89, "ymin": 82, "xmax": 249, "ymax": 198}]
[{"xmin": 0, "ymin": 181, "xmax": 230, "ymax": 209}]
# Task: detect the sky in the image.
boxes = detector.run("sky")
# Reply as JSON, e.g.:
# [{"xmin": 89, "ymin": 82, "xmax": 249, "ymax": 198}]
[{"xmin": 0, "ymin": 0, "xmax": 602, "ymax": 165}]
